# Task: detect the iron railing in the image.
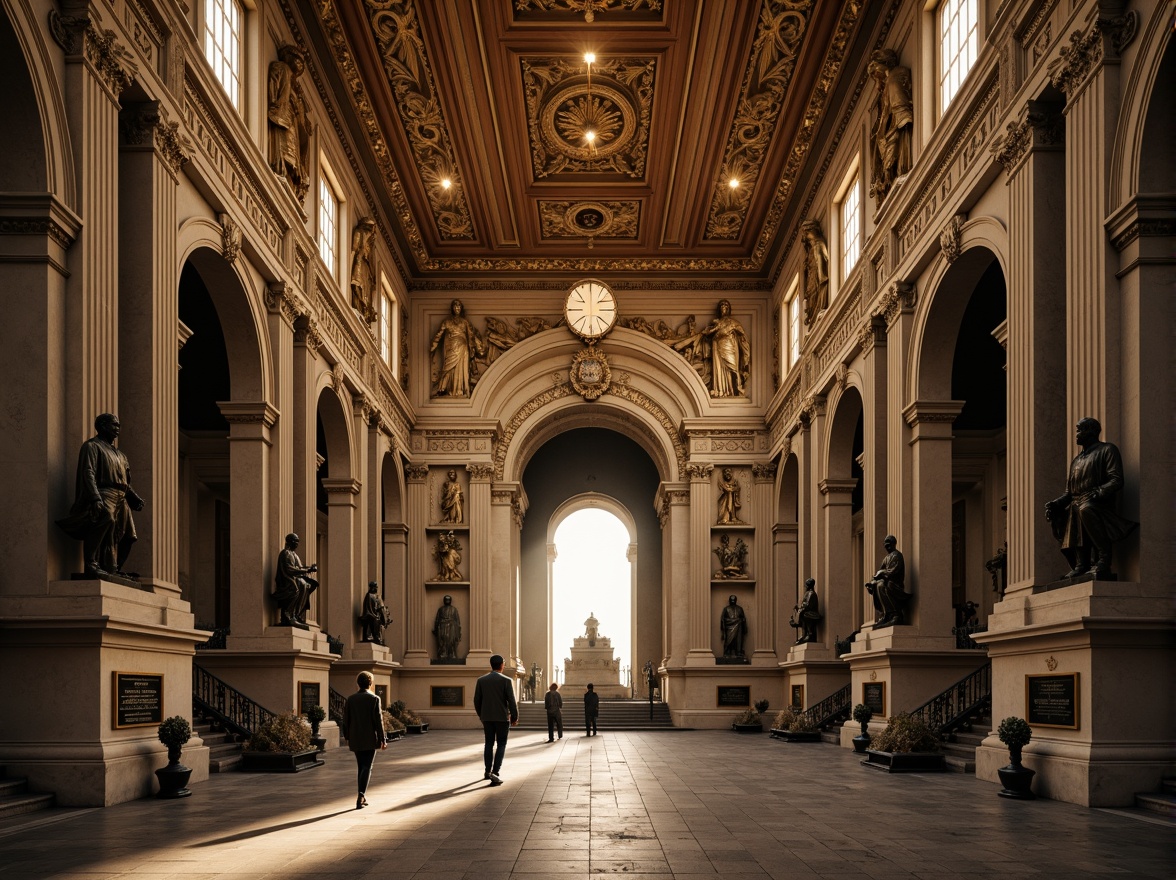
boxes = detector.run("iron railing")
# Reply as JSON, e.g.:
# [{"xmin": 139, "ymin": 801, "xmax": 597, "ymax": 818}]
[
  {"xmin": 192, "ymin": 664, "xmax": 275, "ymax": 739},
  {"xmin": 952, "ymin": 621, "xmax": 988, "ymax": 649},
  {"xmin": 802, "ymin": 683, "xmax": 852, "ymax": 729},
  {"xmin": 909, "ymin": 661, "xmax": 991, "ymax": 735},
  {"xmin": 328, "ymin": 686, "xmax": 347, "ymax": 726}
]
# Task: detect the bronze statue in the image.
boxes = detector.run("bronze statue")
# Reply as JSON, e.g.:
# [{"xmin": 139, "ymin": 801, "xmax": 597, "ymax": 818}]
[
  {"xmin": 866, "ymin": 535, "xmax": 909, "ymax": 627},
  {"xmin": 273, "ymin": 533, "xmax": 318, "ymax": 628},
  {"xmin": 432, "ymin": 594, "xmax": 461, "ymax": 659},
  {"xmin": 720, "ymin": 594, "xmax": 747, "ymax": 659},
  {"xmin": 56, "ymin": 414, "xmax": 145, "ymax": 578},
  {"xmin": 801, "ymin": 220, "xmax": 830, "ymax": 325},
  {"xmin": 429, "ymin": 299, "xmax": 485, "ymax": 397},
  {"xmin": 1045, "ymin": 418, "xmax": 1138, "ymax": 578},
  {"xmin": 712, "ymin": 533, "xmax": 749, "ymax": 579},
  {"xmin": 440, "ymin": 469, "xmax": 463, "ymax": 523},
  {"xmin": 790, "ymin": 578, "xmax": 822, "ymax": 644},
  {"xmin": 868, "ymin": 49, "xmax": 913, "ymax": 203},
  {"xmin": 716, "ymin": 468, "xmax": 743, "ymax": 524},
  {"xmin": 701, "ymin": 300, "xmax": 750, "ymax": 398},
  {"xmin": 434, "ymin": 530, "xmax": 463, "ymax": 581},
  {"xmin": 267, "ymin": 46, "xmax": 312, "ymax": 201},
  {"xmin": 359, "ymin": 581, "xmax": 390, "ymax": 645},
  {"xmin": 349, "ymin": 217, "xmax": 377, "ymax": 322}
]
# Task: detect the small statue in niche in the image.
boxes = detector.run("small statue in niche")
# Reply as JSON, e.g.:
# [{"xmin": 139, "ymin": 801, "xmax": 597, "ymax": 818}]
[
  {"xmin": 434, "ymin": 530, "xmax": 463, "ymax": 581},
  {"xmin": 272, "ymin": 533, "xmax": 319, "ymax": 628},
  {"xmin": 349, "ymin": 217, "xmax": 377, "ymax": 322},
  {"xmin": 712, "ymin": 533, "xmax": 749, "ymax": 579},
  {"xmin": 868, "ymin": 48, "xmax": 913, "ymax": 203},
  {"xmin": 440, "ymin": 469, "xmax": 464, "ymax": 524},
  {"xmin": 716, "ymin": 467, "xmax": 743, "ymax": 524},
  {"xmin": 1044, "ymin": 417, "xmax": 1138, "ymax": 579},
  {"xmin": 359, "ymin": 581, "xmax": 390, "ymax": 645},
  {"xmin": 267, "ymin": 45, "xmax": 313, "ymax": 201},
  {"xmin": 432, "ymin": 594, "xmax": 461, "ymax": 659},
  {"xmin": 789, "ymin": 578, "xmax": 822, "ymax": 644},
  {"xmin": 719, "ymin": 594, "xmax": 748, "ymax": 659},
  {"xmin": 865, "ymin": 534, "xmax": 909, "ymax": 627},
  {"xmin": 56, "ymin": 413, "xmax": 145, "ymax": 579},
  {"xmin": 584, "ymin": 612, "xmax": 599, "ymax": 647},
  {"xmin": 430, "ymin": 299, "xmax": 485, "ymax": 398},
  {"xmin": 801, "ymin": 220, "xmax": 830, "ymax": 325}
]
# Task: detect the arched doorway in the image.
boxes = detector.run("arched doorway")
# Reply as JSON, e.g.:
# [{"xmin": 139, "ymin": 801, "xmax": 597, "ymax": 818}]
[
  {"xmin": 823, "ymin": 386, "xmax": 865, "ymax": 640},
  {"xmin": 315, "ymin": 386, "xmax": 355, "ymax": 637}
]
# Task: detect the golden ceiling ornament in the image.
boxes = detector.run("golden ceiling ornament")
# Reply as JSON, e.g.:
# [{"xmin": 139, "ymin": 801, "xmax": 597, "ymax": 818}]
[
  {"xmin": 538, "ymin": 200, "xmax": 640, "ymax": 240},
  {"xmin": 569, "ymin": 346, "xmax": 612, "ymax": 401},
  {"xmin": 522, "ymin": 56, "xmax": 655, "ymax": 180},
  {"xmin": 513, "ymin": 0, "xmax": 663, "ymax": 24},
  {"xmin": 705, "ymin": 0, "xmax": 816, "ymax": 240},
  {"xmin": 364, "ymin": 0, "xmax": 474, "ymax": 240}
]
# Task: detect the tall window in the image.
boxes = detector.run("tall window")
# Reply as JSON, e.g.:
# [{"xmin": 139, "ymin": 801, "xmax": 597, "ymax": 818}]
[
  {"xmin": 318, "ymin": 176, "xmax": 339, "ymax": 278},
  {"xmin": 840, "ymin": 175, "xmax": 861, "ymax": 278},
  {"xmin": 787, "ymin": 287, "xmax": 801, "ymax": 368},
  {"xmin": 939, "ymin": 0, "xmax": 978, "ymax": 113},
  {"xmin": 379, "ymin": 280, "xmax": 398, "ymax": 370},
  {"xmin": 203, "ymin": 0, "xmax": 243, "ymax": 110}
]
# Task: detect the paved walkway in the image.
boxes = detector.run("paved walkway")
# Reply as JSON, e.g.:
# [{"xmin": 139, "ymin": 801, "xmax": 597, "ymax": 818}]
[{"xmin": 0, "ymin": 730, "xmax": 1170, "ymax": 879}]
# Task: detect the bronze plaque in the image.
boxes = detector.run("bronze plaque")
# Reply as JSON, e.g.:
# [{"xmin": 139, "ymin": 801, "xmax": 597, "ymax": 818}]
[
  {"xmin": 790, "ymin": 684, "xmax": 805, "ymax": 709},
  {"xmin": 375, "ymin": 684, "xmax": 389, "ymax": 705},
  {"xmin": 862, "ymin": 682, "xmax": 886, "ymax": 717},
  {"xmin": 1026, "ymin": 673, "xmax": 1079, "ymax": 729},
  {"xmin": 113, "ymin": 672, "xmax": 163, "ymax": 729},
  {"xmin": 717, "ymin": 685, "xmax": 751, "ymax": 707},
  {"xmin": 431, "ymin": 685, "xmax": 464, "ymax": 707},
  {"xmin": 298, "ymin": 681, "xmax": 321, "ymax": 715}
]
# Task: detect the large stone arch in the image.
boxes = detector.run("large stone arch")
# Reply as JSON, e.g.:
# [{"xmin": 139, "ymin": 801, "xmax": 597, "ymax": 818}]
[
  {"xmin": 821, "ymin": 383, "xmax": 864, "ymax": 640},
  {"xmin": 315, "ymin": 384, "xmax": 356, "ymax": 636}
]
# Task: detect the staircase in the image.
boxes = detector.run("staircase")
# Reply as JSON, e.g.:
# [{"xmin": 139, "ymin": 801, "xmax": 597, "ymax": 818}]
[
  {"xmin": 1134, "ymin": 777, "xmax": 1176, "ymax": 818},
  {"xmin": 516, "ymin": 700, "xmax": 676, "ymax": 731},
  {"xmin": 0, "ymin": 767, "xmax": 54, "ymax": 819},
  {"xmin": 939, "ymin": 711, "xmax": 992, "ymax": 773},
  {"xmin": 909, "ymin": 662, "xmax": 992, "ymax": 774},
  {"xmin": 193, "ymin": 716, "xmax": 245, "ymax": 773}
]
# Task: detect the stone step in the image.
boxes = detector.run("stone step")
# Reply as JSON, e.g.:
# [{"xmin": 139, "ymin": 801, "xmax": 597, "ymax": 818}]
[
  {"xmin": 194, "ymin": 719, "xmax": 245, "ymax": 772},
  {"xmin": 1133, "ymin": 791, "xmax": 1176, "ymax": 818},
  {"xmin": 515, "ymin": 701, "xmax": 674, "ymax": 729},
  {"xmin": 0, "ymin": 792, "xmax": 55, "ymax": 820}
]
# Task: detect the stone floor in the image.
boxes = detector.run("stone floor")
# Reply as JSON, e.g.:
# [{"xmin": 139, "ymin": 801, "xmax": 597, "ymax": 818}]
[{"xmin": 0, "ymin": 730, "xmax": 1171, "ymax": 879}]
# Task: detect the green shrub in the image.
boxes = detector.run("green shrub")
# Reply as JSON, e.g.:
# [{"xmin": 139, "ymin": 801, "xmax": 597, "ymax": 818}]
[
  {"xmin": 852, "ymin": 703, "xmax": 873, "ymax": 724},
  {"xmin": 157, "ymin": 715, "xmax": 192, "ymax": 749},
  {"xmin": 305, "ymin": 705, "xmax": 326, "ymax": 725},
  {"xmin": 997, "ymin": 716, "xmax": 1032, "ymax": 748},
  {"xmin": 382, "ymin": 710, "xmax": 405, "ymax": 733},
  {"xmin": 754, "ymin": 699, "xmax": 770, "ymax": 714},
  {"xmin": 773, "ymin": 708, "xmax": 798, "ymax": 730},
  {"xmin": 245, "ymin": 711, "xmax": 312, "ymax": 752},
  {"xmin": 871, "ymin": 713, "xmax": 940, "ymax": 753}
]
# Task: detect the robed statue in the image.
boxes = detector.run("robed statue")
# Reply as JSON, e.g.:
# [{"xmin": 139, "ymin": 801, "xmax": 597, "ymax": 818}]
[
  {"xmin": 359, "ymin": 581, "xmax": 390, "ymax": 646},
  {"xmin": 267, "ymin": 46, "xmax": 312, "ymax": 201},
  {"xmin": 790, "ymin": 578, "xmax": 822, "ymax": 644},
  {"xmin": 865, "ymin": 535, "xmax": 909, "ymax": 627},
  {"xmin": 273, "ymin": 533, "xmax": 318, "ymax": 628},
  {"xmin": 433, "ymin": 594, "xmax": 461, "ymax": 659}
]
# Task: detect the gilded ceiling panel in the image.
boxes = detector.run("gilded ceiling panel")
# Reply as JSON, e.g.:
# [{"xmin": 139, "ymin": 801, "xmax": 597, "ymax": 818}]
[
  {"xmin": 513, "ymin": 0, "xmax": 663, "ymax": 24},
  {"xmin": 538, "ymin": 201, "xmax": 640, "ymax": 240}
]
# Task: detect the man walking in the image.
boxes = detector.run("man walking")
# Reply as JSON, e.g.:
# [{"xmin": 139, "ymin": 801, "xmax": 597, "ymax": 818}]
[
  {"xmin": 473, "ymin": 654, "xmax": 518, "ymax": 785},
  {"xmin": 544, "ymin": 683, "xmax": 563, "ymax": 742},
  {"xmin": 584, "ymin": 682, "xmax": 599, "ymax": 736},
  {"xmin": 342, "ymin": 671, "xmax": 386, "ymax": 809}
]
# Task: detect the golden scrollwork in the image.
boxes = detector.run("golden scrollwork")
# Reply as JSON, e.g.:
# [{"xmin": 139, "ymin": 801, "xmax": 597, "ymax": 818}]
[{"xmin": 539, "ymin": 201, "xmax": 640, "ymax": 240}]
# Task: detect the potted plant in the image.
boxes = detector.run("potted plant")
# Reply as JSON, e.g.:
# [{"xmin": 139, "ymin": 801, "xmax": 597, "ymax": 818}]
[
  {"xmin": 241, "ymin": 711, "xmax": 324, "ymax": 772},
  {"xmin": 155, "ymin": 715, "xmax": 193, "ymax": 799},
  {"xmin": 731, "ymin": 707, "xmax": 763, "ymax": 733},
  {"xmin": 389, "ymin": 699, "xmax": 429, "ymax": 734},
  {"xmin": 862, "ymin": 712, "xmax": 945, "ymax": 772},
  {"xmin": 305, "ymin": 705, "xmax": 327, "ymax": 752},
  {"xmin": 780, "ymin": 710, "xmax": 821, "ymax": 743},
  {"xmin": 995, "ymin": 716, "xmax": 1036, "ymax": 799},
  {"xmin": 770, "ymin": 708, "xmax": 798, "ymax": 738},
  {"xmin": 382, "ymin": 710, "xmax": 406, "ymax": 741},
  {"xmin": 851, "ymin": 704, "xmax": 873, "ymax": 753}
]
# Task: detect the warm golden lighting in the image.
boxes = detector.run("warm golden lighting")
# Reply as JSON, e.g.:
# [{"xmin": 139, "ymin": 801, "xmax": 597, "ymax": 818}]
[
  {"xmin": 584, "ymin": 52, "xmax": 596, "ymax": 64},
  {"xmin": 728, "ymin": 178, "xmax": 740, "ymax": 189},
  {"xmin": 440, "ymin": 178, "xmax": 452, "ymax": 189},
  {"xmin": 584, "ymin": 130, "xmax": 597, "ymax": 144}
]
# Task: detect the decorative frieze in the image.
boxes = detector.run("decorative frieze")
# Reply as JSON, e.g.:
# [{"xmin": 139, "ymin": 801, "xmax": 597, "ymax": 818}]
[
  {"xmin": 48, "ymin": 10, "xmax": 139, "ymax": 96},
  {"xmin": 1110, "ymin": 218, "xmax": 1176, "ymax": 252},
  {"xmin": 0, "ymin": 218, "xmax": 76, "ymax": 250},
  {"xmin": 991, "ymin": 102, "xmax": 1064, "ymax": 178},
  {"xmin": 514, "ymin": 0, "xmax": 662, "ymax": 23},
  {"xmin": 315, "ymin": 286, "xmax": 364, "ymax": 373}
]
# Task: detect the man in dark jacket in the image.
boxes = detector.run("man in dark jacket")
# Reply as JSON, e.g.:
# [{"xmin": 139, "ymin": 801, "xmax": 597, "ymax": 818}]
[
  {"xmin": 473, "ymin": 654, "xmax": 518, "ymax": 785},
  {"xmin": 584, "ymin": 683, "xmax": 599, "ymax": 736},
  {"xmin": 544, "ymin": 683, "xmax": 563, "ymax": 742},
  {"xmin": 342, "ymin": 671, "xmax": 386, "ymax": 809}
]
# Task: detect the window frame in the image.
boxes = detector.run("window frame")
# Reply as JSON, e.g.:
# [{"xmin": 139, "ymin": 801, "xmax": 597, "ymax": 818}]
[
  {"xmin": 784, "ymin": 275, "xmax": 801, "ymax": 370},
  {"xmin": 837, "ymin": 171, "xmax": 862, "ymax": 284},
  {"xmin": 937, "ymin": 0, "xmax": 979, "ymax": 115},
  {"xmin": 379, "ymin": 275, "xmax": 399, "ymax": 373},
  {"xmin": 202, "ymin": 0, "xmax": 244, "ymax": 111},
  {"xmin": 317, "ymin": 164, "xmax": 342, "ymax": 280}
]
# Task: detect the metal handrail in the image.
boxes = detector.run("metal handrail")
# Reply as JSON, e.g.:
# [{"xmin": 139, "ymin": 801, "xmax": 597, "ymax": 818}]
[
  {"xmin": 192, "ymin": 663, "xmax": 276, "ymax": 739},
  {"xmin": 328, "ymin": 686, "xmax": 347, "ymax": 726},
  {"xmin": 909, "ymin": 661, "xmax": 991, "ymax": 734},
  {"xmin": 803, "ymin": 683, "xmax": 851, "ymax": 729}
]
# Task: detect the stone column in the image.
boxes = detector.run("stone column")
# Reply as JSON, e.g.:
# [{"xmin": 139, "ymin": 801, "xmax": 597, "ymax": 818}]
[
  {"xmin": 382, "ymin": 521, "xmax": 408, "ymax": 658},
  {"xmin": 773, "ymin": 522, "xmax": 798, "ymax": 651},
  {"xmin": 117, "ymin": 101, "xmax": 190, "ymax": 594},
  {"xmin": 799, "ymin": 395, "xmax": 827, "ymax": 588},
  {"xmin": 466, "ymin": 463, "xmax": 495, "ymax": 662},
  {"xmin": 490, "ymin": 482, "xmax": 524, "ymax": 669},
  {"xmin": 819, "ymin": 478, "xmax": 857, "ymax": 647},
  {"xmin": 751, "ymin": 462, "xmax": 778, "ymax": 663},
  {"xmin": 881, "ymin": 282, "xmax": 918, "ymax": 587},
  {"xmin": 402, "ymin": 464, "xmax": 430, "ymax": 664},
  {"xmin": 267, "ymin": 285, "xmax": 302, "ymax": 548},
  {"xmin": 685, "ymin": 464, "xmax": 714, "ymax": 665},
  {"xmin": 545, "ymin": 541, "xmax": 558, "ymax": 678},
  {"xmin": 321, "ymin": 478, "xmax": 359, "ymax": 640},
  {"xmin": 858, "ymin": 315, "xmax": 889, "ymax": 609},
  {"xmin": 656, "ymin": 483, "xmax": 690, "ymax": 669},
  {"xmin": 993, "ymin": 101, "xmax": 1068, "ymax": 593}
]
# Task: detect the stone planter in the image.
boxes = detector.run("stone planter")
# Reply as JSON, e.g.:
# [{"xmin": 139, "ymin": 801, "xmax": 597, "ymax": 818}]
[
  {"xmin": 732, "ymin": 723, "xmax": 763, "ymax": 734},
  {"xmin": 405, "ymin": 722, "xmax": 429, "ymax": 734},
  {"xmin": 852, "ymin": 734, "xmax": 872, "ymax": 753},
  {"xmin": 155, "ymin": 760, "xmax": 192, "ymax": 798},
  {"xmin": 861, "ymin": 750, "xmax": 945, "ymax": 773},
  {"xmin": 239, "ymin": 748, "xmax": 325, "ymax": 773},
  {"xmin": 773, "ymin": 730, "xmax": 822, "ymax": 742}
]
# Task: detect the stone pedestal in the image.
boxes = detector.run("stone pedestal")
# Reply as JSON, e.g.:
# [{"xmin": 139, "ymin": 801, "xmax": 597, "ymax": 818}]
[
  {"xmin": 563, "ymin": 635, "xmax": 627, "ymax": 698},
  {"xmin": 330, "ymin": 642, "xmax": 399, "ymax": 711}
]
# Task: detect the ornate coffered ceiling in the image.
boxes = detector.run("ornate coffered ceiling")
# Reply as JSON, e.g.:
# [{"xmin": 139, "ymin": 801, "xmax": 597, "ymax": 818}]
[{"xmin": 312, "ymin": 0, "xmax": 880, "ymax": 282}]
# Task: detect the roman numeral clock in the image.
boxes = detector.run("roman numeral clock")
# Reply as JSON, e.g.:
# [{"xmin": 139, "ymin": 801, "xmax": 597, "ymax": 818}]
[{"xmin": 564, "ymin": 279, "xmax": 617, "ymax": 401}]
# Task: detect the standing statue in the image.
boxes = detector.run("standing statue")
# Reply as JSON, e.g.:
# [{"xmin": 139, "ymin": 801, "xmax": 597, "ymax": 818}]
[
  {"xmin": 430, "ymin": 299, "xmax": 486, "ymax": 398},
  {"xmin": 56, "ymin": 413, "xmax": 145, "ymax": 578},
  {"xmin": 525, "ymin": 663, "xmax": 543, "ymax": 702},
  {"xmin": 868, "ymin": 49, "xmax": 913, "ymax": 203},
  {"xmin": 432, "ymin": 594, "xmax": 461, "ymax": 659},
  {"xmin": 644, "ymin": 661, "xmax": 658, "ymax": 700},
  {"xmin": 801, "ymin": 220, "xmax": 830, "ymax": 325},
  {"xmin": 700, "ymin": 299, "xmax": 750, "ymax": 398},
  {"xmin": 273, "ymin": 533, "xmax": 319, "ymax": 628},
  {"xmin": 267, "ymin": 46, "xmax": 312, "ymax": 201},
  {"xmin": 865, "ymin": 535, "xmax": 909, "ymax": 627},
  {"xmin": 720, "ymin": 594, "xmax": 748, "ymax": 659},
  {"xmin": 434, "ymin": 530, "xmax": 463, "ymax": 581},
  {"xmin": 584, "ymin": 612, "xmax": 599, "ymax": 647},
  {"xmin": 716, "ymin": 468, "xmax": 743, "ymax": 524},
  {"xmin": 440, "ymin": 469, "xmax": 464, "ymax": 524},
  {"xmin": 349, "ymin": 217, "xmax": 377, "ymax": 322},
  {"xmin": 790, "ymin": 578, "xmax": 822, "ymax": 644},
  {"xmin": 359, "ymin": 581, "xmax": 390, "ymax": 646},
  {"xmin": 1044, "ymin": 418, "xmax": 1138, "ymax": 578},
  {"xmin": 712, "ymin": 533, "xmax": 749, "ymax": 579}
]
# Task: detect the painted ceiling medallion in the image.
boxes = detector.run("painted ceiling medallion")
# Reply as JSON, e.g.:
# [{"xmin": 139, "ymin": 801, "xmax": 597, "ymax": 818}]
[
  {"xmin": 522, "ymin": 56, "xmax": 656, "ymax": 180},
  {"xmin": 570, "ymin": 346, "xmax": 612, "ymax": 401},
  {"xmin": 539, "ymin": 201, "xmax": 640, "ymax": 240},
  {"xmin": 704, "ymin": 0, "xmax": 816, "ymax": 240}
]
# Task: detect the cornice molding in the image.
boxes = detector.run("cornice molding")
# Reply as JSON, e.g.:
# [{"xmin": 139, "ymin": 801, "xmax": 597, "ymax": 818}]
[
  {"xmin": 1047, "ymin": 8, "xmax": 1138, "ymax": 99},
  {"xmin": 48, "ymin": 9, "xmax": 139, "ymax": 97}
]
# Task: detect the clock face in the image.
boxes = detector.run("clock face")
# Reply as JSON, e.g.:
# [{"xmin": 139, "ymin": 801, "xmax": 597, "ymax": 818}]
[{"xmin": 565, "ymin": 281, "xmax": 617, "ymax": 340}]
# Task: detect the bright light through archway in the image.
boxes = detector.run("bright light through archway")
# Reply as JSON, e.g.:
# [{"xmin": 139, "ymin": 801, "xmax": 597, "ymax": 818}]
[{"xmin": 552, "ymin": 508, "xmax": 631, "ymax": 686}]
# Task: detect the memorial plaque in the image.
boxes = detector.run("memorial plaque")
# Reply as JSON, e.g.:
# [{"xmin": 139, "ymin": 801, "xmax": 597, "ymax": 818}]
[
  {"xmin": 113, "ymin": 672, "xmax": 163, "ymax": 729},
  {"xmin": 375, "ymin": 684, "xmax": 389, "ymax": 705},
  {"xmin": 790, "ymin": 684, "xmax": 805, "ymax": 709},
  {"xmin": 1026, "ymin": 673, "xmax": 1079, "ymax": 729},
  {"xmin": 430, "ymin": 685, "xmax": 464, "ymax": 707},
  {"xmin": 862, "ymin": 682, "xmax": 886, "ymax": 717},
  {"xmin": 716, "ymin": 685, "xmax": 751, "ymax": 707},
  {"xmin": 298, "ymin": 681, "xmax": 321, "ymax": 716}
]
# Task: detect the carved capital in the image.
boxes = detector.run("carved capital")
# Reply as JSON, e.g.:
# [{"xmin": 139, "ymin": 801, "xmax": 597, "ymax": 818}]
[
  {"xmin": 293, "ymin": 317, "xmax": 322, "ymax": 355},
  {"xmin": 818, "ymin": 478, "xmax": 857, "ymax": 496},
  {"xmin": 49, "ymin": 10, "xmax": 139, "ymax": 96},
  {"xmin": 467, "ymin": 463, "xmax": 495, "ymax": 482},
  {"xmin": 902, "ymin": 399, "xmax": 965, "ymax": 427},
  {"xmin": 685, "ymin": 463, "xmax": 714, "ymax": 482},
  {"xmin": 858, "ymin": 315, "xmax": 886, "ymax": 354},
  {"xmin": 939, "ymin": 213, "xmax": 966, "ymax": 263},
  {"xmin": 799, "ymin": 394, "xmax": 826, "ymax": 427},
  {"xmin": 406, "ymin": 464, "xmax": 429, "ymax": 482},
  {"xmin": 219, "ymin": 213, "xmax": 242, "ymax": 264},
  {"xmin": 779, "ymin": 436, "xmax": 792, "ymax": 460},
  {"xmin": 752, "ymin": 462, "xmax": 778, "ymax": 481},
  {"xmin": 330, "ymin": 362, "xmax": 346, "ymax": 396},
  {"xmin": 121, "ymin": 103, "xmax": 193, "ymax": 177},
  {"xmin": 835, "ymin": 363, "xmax": 848, "ymax": 392},
  {"xmin": 266, "ymin": 282, "xmax": 303, "ymax": 326},
  {"xmin": 1047, "ymin": 10, "xmax": 1138, "ymax": 99},
  {"xmin": 992, "ymin": 103, "xmax": 1064, "ymax": 177},
  {"xmin": 878, "ymin": 281, "xmax": 917, "ymax": 328}
]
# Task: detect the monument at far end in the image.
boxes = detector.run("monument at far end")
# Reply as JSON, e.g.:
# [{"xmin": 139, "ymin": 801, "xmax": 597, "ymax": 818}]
[{"xmin": 563, "ymin": 613, "xmax": 629, "ymax": 699}]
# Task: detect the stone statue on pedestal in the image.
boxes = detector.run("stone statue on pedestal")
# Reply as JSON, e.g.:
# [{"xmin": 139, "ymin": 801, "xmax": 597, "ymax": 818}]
[
  {"xmin": 790, "ymin": 578, "xmax": 822, "ymax": 644},
  {"xmin": 359, "ymin": 581, "xmax": 390, "ymax": 646},
  {"xmin": 865, "ymin": 535, "xmax": 909, "ymax": 627},
  {"xmin": 433, "ymin": 594, "xmax": 461, "ymax": 659},
  {"xmin": 720, "ymin": 594, "xmax": 747, "ymax": 659},
  {"xmin": 273, "ymin": 533, "xmax": 318, "ymax": 628}
]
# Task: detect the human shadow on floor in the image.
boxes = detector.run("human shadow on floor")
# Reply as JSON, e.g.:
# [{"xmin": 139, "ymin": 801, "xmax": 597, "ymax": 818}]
[
  {"xmin": 190, "ymin": 809, "xmax": 355, "ymax": 846},
  {"xmin": 382, "ymin": 781, "xmax": 486, "ymax": 813}
]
